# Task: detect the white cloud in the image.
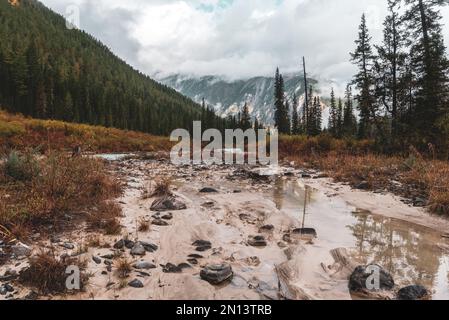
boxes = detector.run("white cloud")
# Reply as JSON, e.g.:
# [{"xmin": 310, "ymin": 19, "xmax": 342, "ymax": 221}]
[{"xmin": 40, "ymin": 0, "xmax": 449, "ymax": 85}]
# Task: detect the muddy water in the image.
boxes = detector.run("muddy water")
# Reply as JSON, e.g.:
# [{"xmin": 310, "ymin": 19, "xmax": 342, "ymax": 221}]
[{"xmin": 269, "ymin": 177, "xmax": 449, "ymax": 300}]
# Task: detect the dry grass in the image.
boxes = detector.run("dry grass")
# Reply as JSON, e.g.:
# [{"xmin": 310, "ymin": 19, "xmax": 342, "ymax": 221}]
[
  {"xmin": 115, "ymin": 257, "xmax": 132, "ymax": 279},
  {"xmin": 138, "ymin": 218, "xmax": 150, "ymax": 232},
  {"xmin": 285, "ymin": 150, "xmax": 449, "ymax": 216},
  {"xmin": 86, "ymin": 202, "xmax": 122, "ymax": 235},
  {"xmin": 0, "ymin": 150, "xmax": 123, "ymax": 238},
  {"xmin": 143, "ymin": 177, "xmax": 172, "ymax": 199},
  {"xmin": 0, "ymin": 109, "xmax": 173, "ymax": 154},
  {"xmin": 19, "ymin": 250, "xmax": 88, "ymax": 295}
]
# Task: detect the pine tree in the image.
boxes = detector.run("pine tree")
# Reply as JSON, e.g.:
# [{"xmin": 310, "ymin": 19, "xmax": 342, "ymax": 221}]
[
  {"xmin": 291, "ymin": 93, "xmax": 300, "ymax": 135},
  {"xmin": 241, "ymin": 102, "xmax": 252, "ymax": 130},
  {"xmin": 329, "ymin": 88, "xmax": 338, "ymax": 137},
  {"xmin": 375, "ymin": 0, "xmax": 407, "ymax": 142},
  {"xmin": 342, "ymin": 85, "xmax": 358, "ymax": 137},
  {"xmin": 336, "ymin": 98, "xmax": 344, "ymax": 138},
  {"xmin": 351, "ymin": 14, "xmax": 376, "ymax": 139},
  {"xmin": 273, "ymin": 68, "xmax": 290, "ymax": 134},
  {"xmin": 403, "ymin": 0, "xmax": 449, "ymax": 149}
]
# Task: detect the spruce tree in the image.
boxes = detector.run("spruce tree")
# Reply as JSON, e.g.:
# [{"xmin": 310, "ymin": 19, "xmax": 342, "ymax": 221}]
[
  {"xmin": 403, "ymin": 0, "xmax": 449, "ymax": 149},
  {"xmin": 241, "ymin": 102, "xmax": 252, "ymax": 131},
  {"xmin": 329, "ymin": 88, "xmax": 338, "ymax": 137},
  {"xmin": 291, "ymin": 93, "xmax": 300, "ymax": 135},
  {"xmin": 342, "ymin": 85, "xmax": 358, "ymax": 137},
  {"xmin": 350, "ymin": 14, "xmax": 376, "ymax": 139}
]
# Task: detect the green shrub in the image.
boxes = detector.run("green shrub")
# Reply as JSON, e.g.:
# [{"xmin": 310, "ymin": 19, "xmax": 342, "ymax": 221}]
[{"xmin": 4, "ymin": 151, "xmax": 40, "ymax": 181}]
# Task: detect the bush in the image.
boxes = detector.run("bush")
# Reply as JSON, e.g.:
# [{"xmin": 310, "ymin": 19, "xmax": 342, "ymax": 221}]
[{"xmin": 4, "ymin": 151, "xmax": 39, "ymax": 181}]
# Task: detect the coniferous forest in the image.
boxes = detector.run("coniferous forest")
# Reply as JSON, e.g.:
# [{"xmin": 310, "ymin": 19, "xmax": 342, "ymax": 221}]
[
  {"xmin": 0, "ymin": 0, "xmax": 230, "ymax": 136},
  {"xmin": 274, "ymin": 0, "xmax": 449, "ymax": 158}
]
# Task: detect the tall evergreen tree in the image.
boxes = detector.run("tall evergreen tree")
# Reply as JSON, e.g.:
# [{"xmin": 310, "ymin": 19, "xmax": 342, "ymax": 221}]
[
  {"xmin": 241, "ymin": 102, "xmax": 252, "ymax": 130},
  {"xmin": 351, "ymin": 14, "xmax": 376, "ymax": 139},
  {"xmin": 403, "ymin": 0, "xmax": 449, "ymax": 149},
  {"xmin": 329, "ymin": 88, "xmax": 338, "ymax": 136},
  {"xmin": 342, "ymin": 85, "xmax": 358, "ymax": 137},
  {"xmin": 291, "ymin": 93, "xmax": 300, "ymax": 135}
]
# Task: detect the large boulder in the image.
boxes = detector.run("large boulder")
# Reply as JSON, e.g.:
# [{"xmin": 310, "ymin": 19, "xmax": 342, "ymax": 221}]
[
  {"xmin": 397, "ymin": 285, "xmax": 429, "ymax": 300},
  {"xmin": 151, "ymin": 196, "xmax": 186, "ymax": 212},
  {"xmin": 349, "ymin": 264, "xmax": 394, "ymax": 293}
]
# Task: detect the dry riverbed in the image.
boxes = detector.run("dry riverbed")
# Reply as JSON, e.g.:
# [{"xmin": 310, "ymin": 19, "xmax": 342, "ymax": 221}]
[{"xmin": 1, "ymin": 154, "xmax": 449, "ymax": 300}]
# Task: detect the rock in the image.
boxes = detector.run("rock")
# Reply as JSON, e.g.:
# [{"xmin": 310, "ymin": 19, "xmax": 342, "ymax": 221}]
[
  {"xmin": 284, "ymin": 171, "xmax": 295, "ymax": 177},
  {"xmin": 124, "ymin": 240, "xmax": 135, "ymax": 249},
  {"xmin": 0, "ymin": 286, "xmax": 7, "ymax": 295},
  {"xmin": 113, "ymin": 239, "xmax": 125, "ymax": 249},
  {"xmin": 178, "ymin": 263, "xmax": 192, "ymax": 270},
  {"xmin": 200, "ymin": 187, "xmax": 218, "ymax": 193},
  {"xmin": 101, "ymin": 254, "xmax": 114, "ymax": 260},
  {"xmin": 152, "ymin": 219, "xmax": 169, "ymax": 226},
  {"xmin": 140, "ymin": 242, "xmax": 158, "ymax": 252},
  {"xmin": 151, "ymin": 196, "xmax": 186, "ymax": 212},
  {"xmin": 200, "ymin": 264, "xmax": 233, "ymax": 285},
  {"xmin": 134, "ymin": 261, "xmax": 157, "ymax": 270},
  {"xmin": 233, "ymin": 190, "xmax": 242, "ymax": 193},
  {"xmin": 259, "ymin": 225, "xmax": 275, "ymax": 233},
  {"xmin": 187, "ymin": 258, "xmax": 198, "ymax": 265},
  {"xmin": 355, "ymin": 181, "xmax": 370, "ymax": 190},
  {"xmin": 130, "ymin": 243, "xmax": 146, "ymax": 256},
  {"xmin": 292, "ymin": 228, "xmax": 317, "ymax": 239},
  {"xmin": 193, "ymin": 240, "xmax": 212, "ymax": 247},
  {"xmin": 50, "ymin": 236, "xmax": 61, "ymax": 244},
  {"xmin": 397, "ymin": 285, "xmax": 429, "ymax": 300},
  {"xmin": 0, "ymin": 284, "xmax": 14, "ymax": 294},
  {"xmin": 188, "ymin": 254, "xmax": 203, "ymax": 259},
  {"xmin": 161, "ymin": 213, "xmax": 173, "ymax": 220},
  {"xmin": 23, "ymin": 291, "xmax": 39, "ymax": 300},
  {"xmin": 61, "ymin": 242, "xmax": 75, "ymax": 250},
  {"xmin": 193, "ymin": 240, "xmax": 212, "ymax": 252},
  {"xmin": 161, "ymin": 263, "xmax": 182, "ymax": 273},
  {"xmin": 11, "ymin": 244, "xmax": 31, "ymax": 257},
  {"xmin": 349, "ymin": 264, "xmax": 395, "ymax": 293},
  {"xmin": 248, "ymin": 235, "xmax": 267, "ymax": 247},
  {"xmin": 128, "ymin": 279, "xmax": 144, "ymax": 288},
  {"xmin": 92, "ymin": 256, "xmax": 101, "ymax": 264}
]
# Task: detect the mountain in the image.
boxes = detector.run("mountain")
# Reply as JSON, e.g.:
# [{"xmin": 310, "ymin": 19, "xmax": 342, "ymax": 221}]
[
  {"xmin": 0, "ymin": 0, "xmax": 226, "ymax": 136},
  {"xmin": 160, "ymin": 74, "xmax": 327, "ymax": 125}
]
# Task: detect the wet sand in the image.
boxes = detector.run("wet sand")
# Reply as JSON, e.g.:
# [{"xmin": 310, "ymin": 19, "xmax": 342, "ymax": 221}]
[{"xmin": 1, "ymin": 155, "xmax": 448, "ymax": 300}]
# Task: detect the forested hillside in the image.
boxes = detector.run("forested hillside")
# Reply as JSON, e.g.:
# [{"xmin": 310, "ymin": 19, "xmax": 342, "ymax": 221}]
[{"xmin": 0, "ymin": 0, "xmax": 227, "ymax": 135}]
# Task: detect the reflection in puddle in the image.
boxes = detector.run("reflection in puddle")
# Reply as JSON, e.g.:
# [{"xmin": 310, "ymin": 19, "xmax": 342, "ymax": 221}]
[{"xmin": 270, "ymin": 177, "xmax": 449, "ymax": 299}]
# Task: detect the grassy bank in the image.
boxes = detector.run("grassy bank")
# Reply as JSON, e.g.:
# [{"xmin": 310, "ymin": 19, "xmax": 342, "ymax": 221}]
[
  {"xmin": 279, "ymin": 135, "xmax": 449, "ymax": 216},
  {"xmin": 0, "ymin": 150, "xmax": 123, "ymax": 241},
  {"xmin": 0, "ymin": 110, "xmax": 172, "ymax": 154}
]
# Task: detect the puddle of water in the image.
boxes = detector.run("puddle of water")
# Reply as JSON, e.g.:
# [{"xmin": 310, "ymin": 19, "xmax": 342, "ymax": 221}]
[
  {"xmin": 270, "ymin": 177, "xmax": 449, "ymax": 300},
  {"xmin": 93, "ymin": 153, "xmax": 130, "ymax": 161}
]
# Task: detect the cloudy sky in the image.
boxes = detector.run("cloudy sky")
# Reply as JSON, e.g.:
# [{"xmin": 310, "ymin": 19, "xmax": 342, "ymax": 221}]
[{"xmin": 40, "ymin": 0, "xmax": 449, "ymax": 85}]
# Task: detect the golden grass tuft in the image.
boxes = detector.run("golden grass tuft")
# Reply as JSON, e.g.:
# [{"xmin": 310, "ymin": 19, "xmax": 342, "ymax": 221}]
[
  {"xmin": 115, "ymin": 257, "xmax": 132, "ymax": 279},
  {"xmin": 19, "ymin": 250, "xmax": 88, "ymax": 295}
]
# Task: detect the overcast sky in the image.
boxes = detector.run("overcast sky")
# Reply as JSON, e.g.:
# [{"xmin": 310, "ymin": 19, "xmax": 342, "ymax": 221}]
[{"xmin": 40, "ymin": 0, "xmax": 449, "ymax": 85}]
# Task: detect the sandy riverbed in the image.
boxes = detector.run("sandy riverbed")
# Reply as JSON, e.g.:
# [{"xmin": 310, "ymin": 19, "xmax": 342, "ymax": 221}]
[{"xmin": 1, "ymin": 155, "xmax": 448, "ymax": 300}]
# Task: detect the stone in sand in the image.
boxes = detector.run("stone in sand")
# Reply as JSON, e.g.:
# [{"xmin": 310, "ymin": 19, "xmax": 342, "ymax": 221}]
[
  {"xmin": 130, "ymin": 243, "xmax": 146, "ymax": 256},
  {"xmin": 92, "ymin": 256, "xmax": 101, "ymax": 264},
  {"xmin": 113, "ymin": 239, "xmax": 125, "ymax": 249},
  {"xmin": 248, "ymin": 235, "xmax": 268, "ymax": 247},
  {"xmin": 151, "ymin": 196, "xmax": 186, "ymax": 212},
  {"xmin": 200, "ymin": 264, "xmax": 233, "ymax": 285},
  {"xmin": 128, "ymin": 279, "xmax": 144, "ymax": 288},
  {"xmin": 349, "ymin": 264, "xmax": 394, "ymax": 293},
  {"xmin": 193, "ymin": 240, "xmax": 212, "ymax": 252},
  {"xmin": 200, "ymin": 187, "xmax": 218, "ymax": 193},
  {"xmin": 397, "ymin": 285, "xmax": 429, "ymax": 300},
  {"xmin": 140, "ymin": 241, "xmax": 158, "ymax": 252},
  {"xmin": 259, "ymin": 225, "xmax": 275, "ymax": 233},
  {"xmin": 134, "ymin": 261, "xmax": 156, "ymax": 270},
  {"xmin": 292, "ymin": 228, "xmax": 317, "ymax": 238},
  {"xmin": 161, "ymin": 263, "xmax": 182, "ymax": 273},
  {"xmin": 152, "ymin": 218, "xmax": 169, "ymax": 226}
]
